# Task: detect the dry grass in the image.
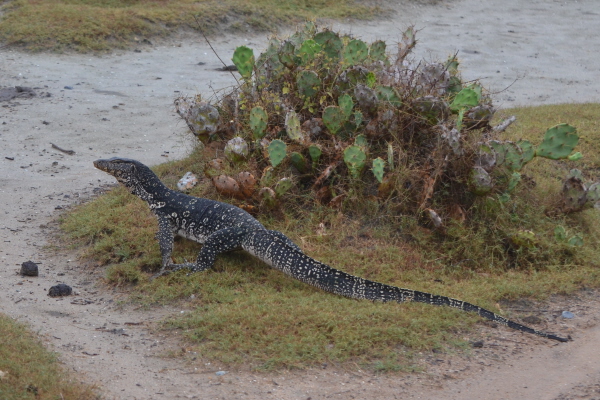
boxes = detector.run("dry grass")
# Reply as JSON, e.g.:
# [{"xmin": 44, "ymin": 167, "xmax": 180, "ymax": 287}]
[
  {"xmin": 59, "ymin": 103, "xmax": 600, "ymax": 371},
  {"xmin": 0, "ymin": 314, "xmax": 99, "ymax": 400},
  {"xmin": 0, "ymin": 0, "xmax": 381, "ymax": 52}
]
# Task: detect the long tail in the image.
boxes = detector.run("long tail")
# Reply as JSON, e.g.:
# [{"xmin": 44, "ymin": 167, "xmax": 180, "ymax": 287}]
[{"xmin": 243, "ymin": 230, "xmax": 568, "ymax": 343}]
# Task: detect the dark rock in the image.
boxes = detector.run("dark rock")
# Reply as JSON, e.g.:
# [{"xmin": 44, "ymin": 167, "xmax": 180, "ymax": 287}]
[
  {"xmin": 64, "ymin": 86, "xmax": 73, "ymax": 90},
  {"xmin": 48, "ymin": 283, "xmax": 72, "ymax": 297},
  {"xmin": 471, "ymin": 340, "xmax": 484, "ymax": 348},
  {"xmin": 20, "ymin": 261, "xmax": 39, "ymax": 276}
]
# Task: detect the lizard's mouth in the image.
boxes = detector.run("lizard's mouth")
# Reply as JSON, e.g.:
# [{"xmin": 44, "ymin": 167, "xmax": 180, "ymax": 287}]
[{"xmin": 93, "ymin": 159, "xmax": 109, "ymax": 172}]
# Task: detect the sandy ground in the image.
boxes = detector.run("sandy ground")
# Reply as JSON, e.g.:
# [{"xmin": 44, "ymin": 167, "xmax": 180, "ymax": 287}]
[{"xmin": 1, "ymin": 0, "xmax": 600, "ymax": 398}]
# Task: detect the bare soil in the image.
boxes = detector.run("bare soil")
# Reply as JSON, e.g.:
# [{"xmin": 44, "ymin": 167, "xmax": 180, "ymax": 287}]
[{"xmin": 1, "ymin": 0, "xmax": 600, "ymax": 398}]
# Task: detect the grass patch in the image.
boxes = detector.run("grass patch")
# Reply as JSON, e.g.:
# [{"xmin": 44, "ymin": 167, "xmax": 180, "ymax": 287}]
[
  {"xmin": 60, "ymin": 103, "xmax": 600, "ymax": 370},
  {"xmin": 0, "ymin": 0, "xmax": 382, "ymax": 52},
  {"xmin": 0, "ymin": 314, "xmax": 98, "ymax": 400}
]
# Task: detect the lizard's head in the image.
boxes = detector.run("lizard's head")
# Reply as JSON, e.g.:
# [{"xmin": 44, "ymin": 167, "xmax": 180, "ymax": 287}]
[{"xmin": 93, "ymin": 157, "xmax": 159, "ymax": 197}]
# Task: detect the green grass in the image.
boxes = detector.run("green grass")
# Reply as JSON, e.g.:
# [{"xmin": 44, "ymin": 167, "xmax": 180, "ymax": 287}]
[
  {"xmin": 60, "ymin": 103, "xmax": 600, "ymax": 371},
  {"xmin": 0, "ymin": 315, "xmax": 99, "ymax": 400},
  {"xmin": 0, "ymin": 0, "xmax": 382, "ymax": 52}
]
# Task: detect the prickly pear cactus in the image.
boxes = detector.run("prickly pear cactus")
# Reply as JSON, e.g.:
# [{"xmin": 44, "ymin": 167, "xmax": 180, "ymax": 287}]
[
  {"xmin": 314, "ymin": 30, "xmax": 343, "ymax": 61},
  {"xmin": 535, "ymin": 124, "xmax": 579, "ymax": 159},
  {"xmin": 275, "ymin": 177, "xmax": 294, "ymax": 197},
  {"xmin": 338, "ymin": 94, "xmax": 354, "ymax": 118},
  {"xmin": 308, "ymin": 144, "xmax": 322, "ymax": 168},
  {"xmin": 224, "ymin": 137, "xmax": 248, "ymax": 162},
  {"xmin": 354, "ymin": 84, "xmax": 378, "ymax": 115},
  {"xmin": 343, "ymin": 145, "xmax": 367, "ymax": 178},
  {"xmin": 259, "ymin": 187, "xmax": 277, "ymax": 208},
  {"xmin": 285, "ymin": 110, "xmax": 304, "ymax": 143},
  {"xmin": 176, "ymin": 23, "xmax": 585, "ymax": 223},
  {"xmin": 290, "ymin": 152, "xmax": 307, "ymax": 173},
  {"xmin": 376, "ymin": 86, "xmax": 402, "ymax": 107},
  {"xmin": 587, "ymin": 183, "xmax": 600, "ymax": 208},
  {"xmin": 561, "ymin": 174, "xmax": 587, "ymax": 212},
  {"xmin": 297, "ymin": 39, "xmax": 321, "ymax": 64},
  {"xmin": 296, "ymin": 70, "xmax": 321, "ymax": 98},
  {"xmin": 232, "ymin": 46, "xmax": 255, "ymax": 80},
  {"xmin": 267, "ymin": 139, "xmax": 287, "ymax": 167},
  {"xmin": 372, "ymin": 157, "xmax": 385, "ymax": 183},
  {"xmin": 249, "ymin": 106, "xmax": 268, "ymax": 139},
  {"xmin": 322, "ymin": 106, "xmax": 346, "ymax": 134},
  {"xmin": 369, "ymin": 40, "xmax": 387, "ymax": 63},
  {"xmin": 469, "ymin": 167, "xmax": 492, "ymax": 195},
  {"xmin": 175, "ymin": 100, "xmax": 219, "ymax": 142},
  {"xmin": 279, "ymin": 41, "xmax": 299, "ymax": 69},
  {"xmin": 343, "ymin": 39, "xmax": 368, "ymax": 65}
]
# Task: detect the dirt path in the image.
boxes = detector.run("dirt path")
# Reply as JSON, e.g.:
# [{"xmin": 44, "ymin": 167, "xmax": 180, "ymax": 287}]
[{"xmin": 1, "ymin": 0, "xmax": 600, "ymax": 399}]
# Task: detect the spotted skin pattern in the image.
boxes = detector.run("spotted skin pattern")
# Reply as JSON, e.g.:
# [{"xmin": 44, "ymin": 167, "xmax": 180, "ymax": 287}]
[{"xmin": 94, "ymin": 157, "xmax": 569, "ymax": 343}]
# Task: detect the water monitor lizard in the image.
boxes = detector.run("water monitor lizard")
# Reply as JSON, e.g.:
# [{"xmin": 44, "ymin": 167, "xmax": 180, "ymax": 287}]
[{"xmin": 94, "ymin": 157, "xmax": 569, "ymax": 342}]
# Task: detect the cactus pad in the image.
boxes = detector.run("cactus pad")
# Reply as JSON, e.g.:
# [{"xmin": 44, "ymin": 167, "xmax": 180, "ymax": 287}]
[
  {"xmin": 369, "ymin": 40, "xmax": 387, "ymax": 63},
  {"xmin": 516, "ymin": 139, "xmax": 535, "ymax": 165},
  {"xmin": 308, "ymin": 144, "xmax": 322, "ymax": 168},
  {"xmin": 290, "ymin": 152, "xmax": 308, "ymax": 173},
  {"xmin": 343, "ymin": 39, "xmax": 369, "ymax": 65},
  {"xmin": 285, "ymin": 110, "xmax": 304, "ymax": 143},
  {"xmin": 297, "ymin": 39, "xmax": 321, "ymax": 64},
  {"xmin": 469, "ymin": 166, "xmax": 492, "ymax": 195},
  {"xmin": 224, "ymin": 137, "xmax": 249, "ymax": 162},
  {"xmin": 338, "ymin": 94, "xmax": 354, "ymax": 118},
  {"xmin": 450, "ymin": 87, "xmax": 480, "ymax": 111},
  {"xmin": 275, "ymin": 177, "xmax": 294, "ymax": 197},
  {"xmin": 314, "ymin": 30, "xmax": 343, "ymax": 61},
  {"xmin": 259, "ymin": 187, "xmax": 277, "ymax": 208},
  {"xmin": 232, "ymin": 46, "xmax": 255, "ymax": 80},
  {"xmin": 354, "ymin": 84, "xmax": 379, "ymax": 115},
  {"xmin": 354, "ymin": 134, "xmax": 368, "ymax": 149},
  {"xmin": 372, "ymin": 157, "xmax": 385, "ymax": 183},
  {"xmin": 322, "ymin": 106, "xmax": 346, "ymax": 134},
  {"xmin": 249, "ymin": 106, "xmax": 268, "ymax": 139},
  {"xmin": 267, "ymin": 139, "xmax": 287, "ymax": 167},
  {"xmin": 175, "ymin": 100, "xmax": 219, "ymax": 142},
  {"xmin": 376, "ymin": 85, "xmax": 402, "ymax": 107},
  {"xmin": 507, "ymin": 172, "xmax": 521, "ymax": 192},
  {"xmin": 278, "ymin": 41, "xmax": 299, "ymax": 69},
  {"xmin": 343, "ymin": 145, "xmax": 367, "ymax": 178},
  {"xmin": 586, "ymin": 182, "xmax": 600, "ymax": 208},
  {"xmin": 536, "ymin": 124, "xmax": 579, "ymax": 159},
  {"xmin": 296, "ymin": 70, "xmax": 321, "ymax": 98},
  {"xmin": 561, "ymin": 175, "xmax": 587, "ymax": 212}
]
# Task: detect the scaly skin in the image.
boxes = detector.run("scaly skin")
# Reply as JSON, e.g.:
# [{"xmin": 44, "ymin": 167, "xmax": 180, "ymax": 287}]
[{"xmin": 94, "ymin": 157, "xmax": 569, "ymax": 343}]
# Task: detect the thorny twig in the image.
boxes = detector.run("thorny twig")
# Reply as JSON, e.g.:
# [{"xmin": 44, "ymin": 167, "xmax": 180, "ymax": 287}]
[{"xmin": 192, "ymin": 15, "xmax": 240, "ymax": 86}]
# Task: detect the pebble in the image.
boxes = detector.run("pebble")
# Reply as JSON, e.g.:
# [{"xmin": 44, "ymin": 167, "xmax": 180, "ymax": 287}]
[
  {"xmin": 177, "ymin": 172, "xmax": 198, "ymax": 191},
  {"xmin": 48, "ymin": 283, "xmax": 73, "ymax": 297},
  {"xmin": 20, "ymin": 261, "xmax": 39, "ymax": 276},
  {"xmin": 215, "ymin": 371, "xmax": 228, "ymax": 376},
  {"xmin": 561, "ymin": 311, "xmax": 575, "ymax": 319}
]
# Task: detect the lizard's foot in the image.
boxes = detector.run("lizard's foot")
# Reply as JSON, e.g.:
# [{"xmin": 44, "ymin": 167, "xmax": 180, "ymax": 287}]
[{"xmin": 150, "ymin": 262, "xmax": 195, "ymax": 280}]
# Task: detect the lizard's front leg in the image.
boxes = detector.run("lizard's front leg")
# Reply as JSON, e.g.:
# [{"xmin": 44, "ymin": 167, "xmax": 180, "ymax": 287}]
[
  {"xmin": 150, "ymin": 215, "xmax": 177, "ymax": 280},
  {"xmin": 155, "ymin": 226, "xmax": 249, "ymax": 278}
]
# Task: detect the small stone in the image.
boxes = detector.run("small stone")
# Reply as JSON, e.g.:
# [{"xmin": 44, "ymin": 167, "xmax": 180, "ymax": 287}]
[
  {"xmin": 177, "ymin": 172, "xmax": 198, "ymax": 191},
  {"xmin": 20, "ymin": 261, "xmax": 39, "ymax": 276},
  {"xmin": 64, "ymin": 86, "xmax": 73, "ymax": 90},
  {"xmin": 561, "ymin": 311, "xmax": 575, "ymax": 319},
  {"xmin": 215, "ymin": 371, "xmax": 228, "ymax": 376},
  {"xmin": 48, "ymin": 283, "xmax": 72, "ymax": 297}
]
